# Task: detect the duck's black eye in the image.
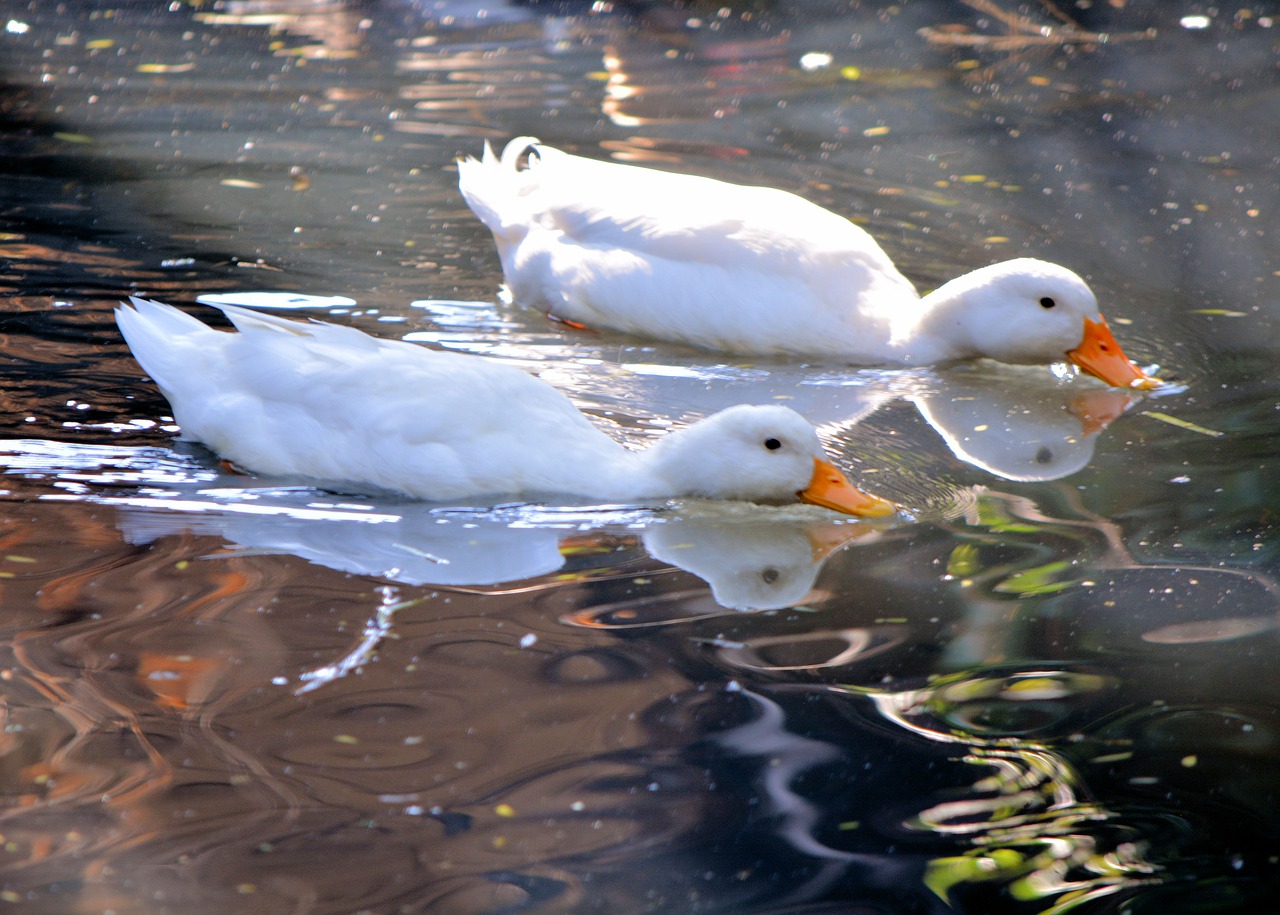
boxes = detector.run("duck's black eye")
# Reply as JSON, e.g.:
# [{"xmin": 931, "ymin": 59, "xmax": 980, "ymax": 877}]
[
  {"xmin": 761, "ymin": 567, "xmax": 780, "ymax": 584},
  {"xmin": 1035, "ymin": 447, "xmax": 1054, "ymax": 465},
  {"xmin": 764, "ymin": 438, "xmax": 782, "ymax": 451},
  {"xmin": 1039, "ymin": 296, "xmax": 1056, "ymax": 309}
]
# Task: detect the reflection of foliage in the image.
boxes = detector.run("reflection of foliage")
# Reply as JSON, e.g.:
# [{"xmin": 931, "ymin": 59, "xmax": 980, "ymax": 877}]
[
  {"xmin": 993, "ymin": 559, "xmax": 1076, "ymax": 596},
  {"xmin": 924, "ymin": 830, "xmax": 1156, "ymax": 914},
  {"xmin": 944, "ymin": 494, "xmax": 1088, "ymax": 598},
  {"xmin": 846, "ymin": 669, "xmax": 1161, "ymax": 911},
  {"xmin": 947, "ymin": 542, "xmax": 982, "ymax": 578},
  {"xmin": 971, "ymin": 497, "xmax": 1045, "ymax": 535}
]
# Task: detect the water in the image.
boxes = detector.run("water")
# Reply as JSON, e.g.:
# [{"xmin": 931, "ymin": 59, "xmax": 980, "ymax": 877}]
[{"xmin": 1, "ymin": 1, "xmax": 1278, "ymax": 911}]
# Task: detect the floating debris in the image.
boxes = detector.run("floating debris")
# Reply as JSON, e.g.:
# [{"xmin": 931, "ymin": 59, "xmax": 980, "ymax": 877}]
[
  {"xmin": 137, "ymin": 62, "xmax": 196, "ymax": 73},
  {"xmin": 1142, "ymin": 412, "xmax": 1225, "ymax": 438}
]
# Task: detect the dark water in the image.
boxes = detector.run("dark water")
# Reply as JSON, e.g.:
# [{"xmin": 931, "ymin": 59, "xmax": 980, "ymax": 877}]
[{"xmin": 1, "ymin": 1, "xmax": 1279, "ymax": 912}]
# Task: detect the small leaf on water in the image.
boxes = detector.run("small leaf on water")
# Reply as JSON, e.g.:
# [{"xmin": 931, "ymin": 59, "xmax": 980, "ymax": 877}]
[
  {"xmin": 137, "ymin": 62, "xmax": 196, "ymax": 73},
  {"xmin": 1142, "ymin": 411, "xmax": 1224, "ymax": 438}
]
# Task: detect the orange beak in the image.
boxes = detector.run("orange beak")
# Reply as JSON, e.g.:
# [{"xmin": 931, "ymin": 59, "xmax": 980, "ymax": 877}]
[
  {"xmin": 1066, "ymin": 316, "xmax": 1161, "ymax": 390},
  {"xmin": 799, "ymin": 457, "xmax": 896, "ymax": 517}
]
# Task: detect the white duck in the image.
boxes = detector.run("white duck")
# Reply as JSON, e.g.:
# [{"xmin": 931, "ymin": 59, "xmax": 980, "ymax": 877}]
[
  {"xmin": 115, "ymin": 298, "xmax": 894, "ymax": 516},
  {"xmin": 457, "ymin": 138, "xmax": 1159, "ymax": 390}
]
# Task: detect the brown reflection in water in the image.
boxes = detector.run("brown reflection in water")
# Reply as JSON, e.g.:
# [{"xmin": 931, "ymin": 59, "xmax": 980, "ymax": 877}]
[
  {"xmin": 395, "ymin": 36, "xmax": 563, "ymax": 140},
  {"xmin": 599, "ymin": 30, "xmax": 792, "ymax": 128},
  {"xmin": 0, "ymin": 499, "xmax": 297, "ymax": 908},
  {"xmin": 194, "ymin": 0, "xmax": 368, "ymax": 59},
  {"xmin": 0, "ymin": 494, "xmax": 726, "ymax": 911},
  {"xmin": 0, "ymin": 241, "xmax": 137, "ymax": 271}
]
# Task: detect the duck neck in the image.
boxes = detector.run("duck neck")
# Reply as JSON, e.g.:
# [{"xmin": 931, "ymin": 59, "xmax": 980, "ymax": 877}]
[
  {"xmin": 626, "ymin": 436, "xmax": 699, "ymax": 501},
  {"xmin": 892, "ymin": 281, "xmax": 982, "ymax": 364},
  {"xmin": 609, "ymin": 448, "xmax": 672, "ymax": 501},
  {"xmin": 554, "ymin": 440, "xmax": 666, "ymax": 503}
]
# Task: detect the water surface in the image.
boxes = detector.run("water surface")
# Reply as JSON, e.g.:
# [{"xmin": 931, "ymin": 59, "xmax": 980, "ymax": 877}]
[{"xmin": 1, "ymin": 1, "xmax": 1278, "ymax": 912}]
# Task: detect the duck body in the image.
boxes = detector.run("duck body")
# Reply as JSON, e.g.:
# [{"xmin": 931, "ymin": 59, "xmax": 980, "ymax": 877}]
[
  {"xmin": 458, "ymin": 138, "xmax": 1158, "ymax": 388},
  {"xmin": 116, "ymin": 299, "xmax": 893, "ymax": 514},
  {"xmin": 460, "ymin": 139, "xmax": 914, "ymax": 360}
]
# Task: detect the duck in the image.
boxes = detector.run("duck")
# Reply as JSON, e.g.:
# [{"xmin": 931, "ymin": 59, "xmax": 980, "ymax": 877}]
[
  {"xmin": 457, "ymin": 137, "xmax": 1159, "ymax": 390},
  {"xmin": 114, "ymin": 298, "xmax": 895, "ymax": 516}
]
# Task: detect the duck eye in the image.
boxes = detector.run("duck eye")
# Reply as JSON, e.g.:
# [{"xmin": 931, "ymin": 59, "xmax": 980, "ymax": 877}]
[
  {"xmin": 764, "ymin": 438, "xmax": 782, "ymax": 451},
  {"xmin": 1039, "ymin": 297, "xmax": 1056, "ymax": 309},
  {"xmin": 761, "ymin": 567, "xmax": 779, "ymax": 584}
]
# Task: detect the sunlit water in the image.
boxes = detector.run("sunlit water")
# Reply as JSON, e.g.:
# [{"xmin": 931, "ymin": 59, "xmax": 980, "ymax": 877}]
[{"xmin": 1, "ymin": 1, "xmax": 1278, "ymax": 912}]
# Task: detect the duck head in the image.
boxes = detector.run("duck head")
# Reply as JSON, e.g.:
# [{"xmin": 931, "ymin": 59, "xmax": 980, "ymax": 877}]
[
  {"xmin": 928, "ymin": 258, "xmax": 1160, "ymax": 389},
  {"xmin": 647, "ymin": 404, "xmax": 896, "ymax": 517}
]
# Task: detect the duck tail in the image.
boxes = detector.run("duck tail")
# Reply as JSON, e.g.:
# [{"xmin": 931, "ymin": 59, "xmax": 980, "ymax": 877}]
[
  {"xmin": 457, "ymin": 136, "xmax": 543, "ymax": 243},
  {"xmin": 115, "ymin": 297, "xmax": 217, "ymax": 395},
  {"xmin": 498, "ymin": 136, "xmax": 541, "ymax": 169}
]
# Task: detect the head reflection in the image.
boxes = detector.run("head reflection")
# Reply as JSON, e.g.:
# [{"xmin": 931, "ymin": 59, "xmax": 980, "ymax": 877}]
[{"xmin": 911, "ymin": 366, "xmax": 1143, "ymax": 482}]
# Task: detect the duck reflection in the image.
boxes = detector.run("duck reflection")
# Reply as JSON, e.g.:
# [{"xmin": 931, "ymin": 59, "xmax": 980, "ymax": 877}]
[
  {"xmin": 914, "ymin": 364, "xmax": 1143, "ymax": 481},
  {"xmin": 643, "ymin": 514, "xmax": 877, "ymax": 610},
  {"xmin": 116, "ymin": 494, "xmax": 883, "ymax": 612}
]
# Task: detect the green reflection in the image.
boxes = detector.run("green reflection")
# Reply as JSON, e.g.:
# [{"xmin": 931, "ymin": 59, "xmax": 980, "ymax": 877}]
[{"xmin": 841, "ymin": 668, "xmax": 1159, "ymax": 912}]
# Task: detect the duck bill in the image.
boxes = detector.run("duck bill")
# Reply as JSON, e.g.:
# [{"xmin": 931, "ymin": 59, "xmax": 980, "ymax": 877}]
[
  {"xmin": 799, "ymin": 457, "xmax": 896, "ymax": 518},
  {"xmin": 1067, "ymin": 316, "xmax": 1161, "ymax": 390}
]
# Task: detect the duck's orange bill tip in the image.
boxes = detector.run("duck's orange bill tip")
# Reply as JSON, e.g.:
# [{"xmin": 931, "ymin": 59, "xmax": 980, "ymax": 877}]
[
  {"xmin": 799, "ymin": 457, "xmax": 897, "ymax": 518},
  {"xmin": 1067, "ymin": 316, "xmax": 1161, "ymax": 390}
]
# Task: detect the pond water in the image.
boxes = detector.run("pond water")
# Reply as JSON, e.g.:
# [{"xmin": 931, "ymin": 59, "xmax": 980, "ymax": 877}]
[{"xmin": 1, "ymin": 0, "xmax": 1279, "ymax": 912}]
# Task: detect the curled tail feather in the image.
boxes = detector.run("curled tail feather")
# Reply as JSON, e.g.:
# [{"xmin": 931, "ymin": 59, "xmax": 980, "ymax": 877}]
[{"xmin": 457, "ymin": 136, "xmax": 543, "ymax": 245}]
